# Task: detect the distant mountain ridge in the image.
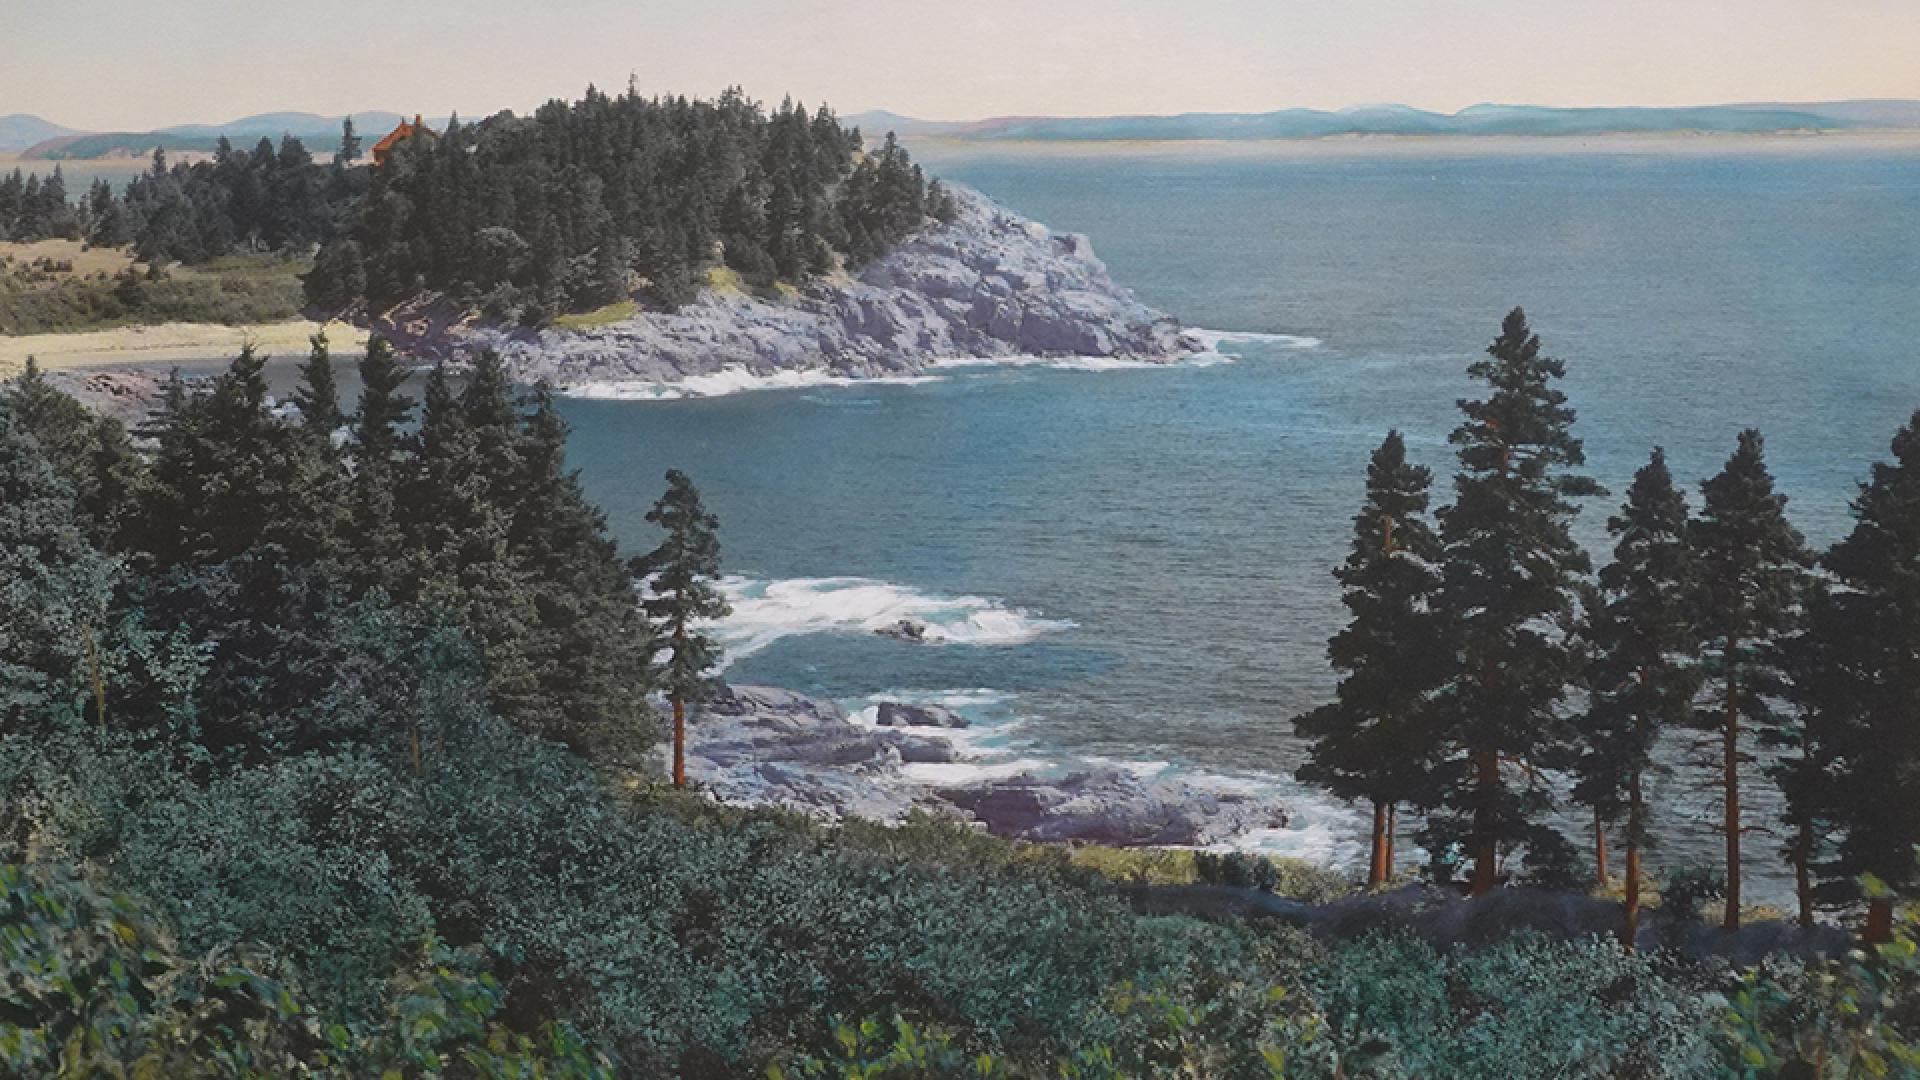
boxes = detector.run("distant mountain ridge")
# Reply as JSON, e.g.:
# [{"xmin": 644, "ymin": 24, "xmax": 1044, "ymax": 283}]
[
  {"xmin": 10, "ymin": 101, "xmax": 1920, "ymax": 161},
  {"xmin": 9, "ymin": 112, "xmax": 456, "ymax": 161},
  {"xmin": 846, "ymin": 100, "xmax": 1920, "ymax": 141},
  {"xmin": 0, "ymin": 114, "xmax": 79, "ymax": 153}
]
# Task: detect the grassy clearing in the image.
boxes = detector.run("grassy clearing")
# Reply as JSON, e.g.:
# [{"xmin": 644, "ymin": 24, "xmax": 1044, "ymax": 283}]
[
  {"xmin": 0, "ymin": 243, "xmax": 308, "ymax": 336},
  {"xmin": 551, "ymin": 298, "xmax": 639, "ymax": 331}
]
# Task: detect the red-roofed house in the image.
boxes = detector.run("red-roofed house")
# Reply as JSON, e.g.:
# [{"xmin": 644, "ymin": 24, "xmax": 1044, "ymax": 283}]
[{"xmin": 371, "ymin": 115, "xmax": 438, "ymax": 166}]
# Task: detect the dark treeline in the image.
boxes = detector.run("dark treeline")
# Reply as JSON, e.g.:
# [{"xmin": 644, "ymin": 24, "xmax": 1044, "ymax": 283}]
[
  {"xmin": 10, "ymin": 87, "xmax": 956, "ymax": 325},
  {"xmin": 4, "ymin": 339, "xmax": 654, "ymax": 763},
  {"xmin": 1296, "ymin": 307, "xmax": 1920, "ymax": 946},
  {"xmin": 309, "ymin": 87, "xmax": 955, "ymax": 319},
  {"xmin": 0, "ymin": 165, "xmax": 81, "ymax": 241}
]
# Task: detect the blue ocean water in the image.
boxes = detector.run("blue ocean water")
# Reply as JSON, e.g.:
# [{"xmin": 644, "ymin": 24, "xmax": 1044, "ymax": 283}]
[{"xmin": 561, "ymin": 138, "xmax": 1920, "ymax": 893}]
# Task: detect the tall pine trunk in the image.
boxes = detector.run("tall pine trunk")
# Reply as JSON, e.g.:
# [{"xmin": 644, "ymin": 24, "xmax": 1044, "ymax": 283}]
[
  {"xmin": 1723, "ymin": 671, "xmax": 1742, "ymax": 931},
  {"xmin": 1386, "ymin": 804, "xmax": 1398, "ymax": 879},
  {"xmin": 1794, "ymin": 820, "xmax": 1814, "ymax": 929},
  {"xmin": 1865, "ymin": 897, "xmax": 1895, "ymax": 945},
  {"xmin": 1368, "ymin": 800, "xmax": 1389, "ymax": 889},
  {"xmin": 1594, "ymin": 806, "xmax": 1609, "ymax": 887},
  {"xmin": 672, "ymin": 693, "xmax": 687, "ymax": 788},
  {"xmin": 1623, "ymin": 770, "xmax": 1643, "ymax": 952},
  {"xmin": 1471, "ymin": 749, "xmax": 1499, "ymax": 895}
]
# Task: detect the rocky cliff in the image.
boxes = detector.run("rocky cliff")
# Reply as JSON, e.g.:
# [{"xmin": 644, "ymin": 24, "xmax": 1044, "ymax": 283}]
[{"xmin": 392, "ymin": 184, "xmax": 1198, "ymax": 392}]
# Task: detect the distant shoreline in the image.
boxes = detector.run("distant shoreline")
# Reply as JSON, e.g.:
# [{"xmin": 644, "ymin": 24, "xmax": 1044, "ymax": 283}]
[
  {"xmin": 900, "ymin": 129, "xmax": 1920, "ymax": 156},
  {"xmin": 0, "ymin": 319, "xmax": 367, "ymax": 380}
]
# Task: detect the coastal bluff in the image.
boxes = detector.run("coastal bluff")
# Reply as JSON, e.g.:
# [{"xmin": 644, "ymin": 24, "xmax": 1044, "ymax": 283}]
[{"xmin": 378, "ymin": 183, "xmax": 1200, "ymax": 392}]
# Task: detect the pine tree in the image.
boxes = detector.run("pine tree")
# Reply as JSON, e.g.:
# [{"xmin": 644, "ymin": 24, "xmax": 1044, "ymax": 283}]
[
  {"xmin": 0, "ymin": 396, "xmax": 118, "ymax": 736},
  {"xmin": 1432, "ymin": 308, "xmax": 1602, "ymax": 895},
  {"xmin": 345, "ymin": 336, "xmax": 411, "ymax": 583},
  {"xmin": 510, "ymin": 385, "xmax": 657, "ymax": 758},
  {"xmin": 293, "ymin": 332, "xmax": 343, "ymax": 436},
  {"xmin": 632, "ymin": 470, "xmax": 729, "ymax": 788},
  {"xmin": 1295, "ymin": 431, "xmax": 1447, "ymax": 888},
  {"xmin": 1573, "ymin": 448, "xmax": 1699, "ymax": 948},
  {"xmin": 1687, "ymin": 429, "xmax": 1810, "ymax": 930},
  {"xmin": 1795, "ymin": 411, "xmax": 1920, "ymax": 942}
]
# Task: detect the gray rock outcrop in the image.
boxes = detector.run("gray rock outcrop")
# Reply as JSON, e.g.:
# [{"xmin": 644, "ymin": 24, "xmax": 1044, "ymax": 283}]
[
  {"xmin": 685, "ymin": 685, "xmax": 1284, "ymax": 848},
  {"xmin": 384, "ymin": 185, "xmax": 1199, "ymax": 390},
  {"xmin": 874, "ymin": 701, "xmax": 968, "ymax": 729}
]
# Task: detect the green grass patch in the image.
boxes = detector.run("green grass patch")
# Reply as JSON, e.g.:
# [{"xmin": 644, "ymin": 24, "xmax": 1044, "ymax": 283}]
[
  {"xmin": 551, "ymin": 299, "xmax": 638, "ymax": 331},
  {"xmin": 0, "ymin": 252, "xmax": 308, "ymax": 335}
]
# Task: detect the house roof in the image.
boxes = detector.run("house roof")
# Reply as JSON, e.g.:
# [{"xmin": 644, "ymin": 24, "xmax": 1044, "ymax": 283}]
[{"xmin": 372, "ymin": 115, "xmax": 438, "ymax": 159}]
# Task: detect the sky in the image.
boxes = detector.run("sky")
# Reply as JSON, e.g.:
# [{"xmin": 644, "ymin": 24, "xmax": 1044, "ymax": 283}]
[{"xmin": 8, "ymin": 0, "xmax": 1920, "ymax": 131}]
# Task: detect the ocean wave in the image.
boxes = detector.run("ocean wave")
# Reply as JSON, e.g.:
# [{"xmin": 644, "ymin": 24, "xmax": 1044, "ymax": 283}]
[
  {"xmin": 709, "ymin": 576, "xmax": 1073, "ymax": 664},
  {"xmin": 1187, "ymin": 328, "xmax": 1325, "ymax": 351},
  {"xmin": 561, "ymin": 366, "xmax": 947, "ymax": 401}
]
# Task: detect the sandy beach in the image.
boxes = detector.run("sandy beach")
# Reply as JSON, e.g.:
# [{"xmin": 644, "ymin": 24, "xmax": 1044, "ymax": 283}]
[{"xmin": 0, "ymin": 319, "xmax": 369, "ymax": 380}]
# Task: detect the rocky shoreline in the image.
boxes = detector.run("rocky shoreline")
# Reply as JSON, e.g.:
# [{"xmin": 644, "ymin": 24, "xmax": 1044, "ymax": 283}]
[
  {"xmin": 375, "ymin": 183, "xmax": 1201, "ymax": 391},
  {"xmin": 686, "ymin": 684, "xmax": 1286, "ymax": 848}
]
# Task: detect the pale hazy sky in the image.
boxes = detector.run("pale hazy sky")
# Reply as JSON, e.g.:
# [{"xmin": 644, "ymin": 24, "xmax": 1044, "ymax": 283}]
[{"xmin": 8, "ymin": 0, "xmax": 1920, "ymax": 130}]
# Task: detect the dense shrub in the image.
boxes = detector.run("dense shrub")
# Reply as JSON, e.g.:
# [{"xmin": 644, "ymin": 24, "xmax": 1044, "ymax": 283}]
[{"xmin": 1305, "ymin": 932, "xmax": 1724, "ymax": 1078}]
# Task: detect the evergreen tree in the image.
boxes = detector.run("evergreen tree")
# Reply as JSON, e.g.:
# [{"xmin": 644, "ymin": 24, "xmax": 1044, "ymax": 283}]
[
  {"xmin": 1573, "ymin": 448, "xmax": 1699, "ymax": 948},
  {"xmin": 0, "ymin": 397, "xmax": 118, "ymax": 737},
  {"xmin": 293, "ymin": 332, "xmax": 343, "ymax": 436},
  {"xmin": 1294, "ymin": 431, "xmax": 1447, "ymax": 888},
  {"xmin": 1, "ymin": 358, "xmax": 143, "ymax": 546},
  {"xmin": 1431, "ymin": 308, "xmax": 1602, "ymax": 895},
  {"xmin": 1687, "ymin": 429, "xmax": 1810, "ymax": 930},
  {"xmin": 510, "ymin": 385, "xmax": 657, "ymax": 758},
  {"xmin": 1795, "ymin": 411, "xmax": 1920, "ymax": 942},
  {"xmin": 336, "ymin": 116, "xmax": 362, "ymax": 168},
  {"xmin": 632, "ymin": 470, "xmax": 729, "ymax": 788},
  {"xmin": 345, "ymin": 336, "xmax": 412, "ymax": 582}
]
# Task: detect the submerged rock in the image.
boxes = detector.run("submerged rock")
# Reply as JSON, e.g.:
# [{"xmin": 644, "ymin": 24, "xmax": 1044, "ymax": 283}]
[
  {"xmin": 375, "ymin": 185, "xmax": 1201, "ymax": 390},
  {"xmin": 936, "ymin": 767, "xmax": 1287, "ymax": 847},
  {"xmin": 874, "ymin": 701, "xmax": 968, "ymax": 728},
  {"xmin": 684, "ymin": 686, "xmax": 1284, "ymax": 849},
  {"xmin": 875, "ymin": 618, "xmax": 929, "ymax": 643}
]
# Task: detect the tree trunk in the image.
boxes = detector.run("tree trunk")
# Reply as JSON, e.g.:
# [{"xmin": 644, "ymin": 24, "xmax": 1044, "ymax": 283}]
[
  {"xmin": 1865, "ymin": 896, "xmax": 1895, "ymax": 945},
  {"xmin": 1622, "ymin": 770, "xmax": 1643, "ymax": 953},
  {"xmin": 1723, "ymin": 672, "xmax": 1742, "ymax": 931},
  {"xmin": 672, "ymin": 693, "xmax": 687, "ymax": 788},
  {"xmin": 1471, "ymin": 749, "xmax": 1499, "ymax": 896},
  {"xmin": 1794, "ymin": 820, "xmax": 1814, "ymax": 929},
  {"xmin": 1594, "ymin": 805, "xmax": 1609, "ymax": 888},
  {"xmin": 1368, "ymin": 800, "xmax": 1389, "ymax": 889},
  {"xmin": 1386, "ymin": 803, "xmax": 1398, "ymax": 878}
]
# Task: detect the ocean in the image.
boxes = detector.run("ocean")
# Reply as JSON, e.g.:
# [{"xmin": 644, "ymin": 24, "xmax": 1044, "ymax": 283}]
[{"xmin": 558, "ymin": 136, "xmax": 1920, "ymax": 901}]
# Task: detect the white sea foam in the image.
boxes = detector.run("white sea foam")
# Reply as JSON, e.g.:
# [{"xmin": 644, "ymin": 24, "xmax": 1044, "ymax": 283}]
[
  {"xmin": 709, "ymin": 576, "xmax": 1073, "ymax": 664},
  {"xmin": 1186, "ymin": 328, "xmax": 1324, "ymax": 351},
  {"xmin": 561, "ymin": 366, "xmax": 947, "ymax": 401}
]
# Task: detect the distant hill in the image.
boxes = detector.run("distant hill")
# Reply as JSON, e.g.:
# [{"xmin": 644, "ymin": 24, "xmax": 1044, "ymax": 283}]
[
  {"xmin": 851, "ymin": 100, "xmax": 1920, "ymax": 142},
  {"xmin": 0, "ymin": 114, "xmax": 80, "ymax": 153},
  {"xmin": 156, "ymin": 111, "xmax": 411, "ymax": 140},
  {"xmin": 17, "ymin": 112, "xmax": 454, "ymax": 161}
]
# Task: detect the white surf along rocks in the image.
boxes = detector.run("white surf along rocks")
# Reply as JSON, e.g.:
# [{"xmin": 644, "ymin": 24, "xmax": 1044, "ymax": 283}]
[{"xmin": 456, "ymin": 183, "xmax": 1201, "ymax": 394}]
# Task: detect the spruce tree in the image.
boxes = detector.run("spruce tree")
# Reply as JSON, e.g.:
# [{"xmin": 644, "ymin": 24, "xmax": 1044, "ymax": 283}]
[
  {"xmin": 633, "ymin": 470, "xmax": 729, "ymax": 788},
  {"xmin": 346, "ymin": 336, "xmax": 411, "ymax": 582},
  {"xmin": 1796, "ymin": 411, "xmax": 1920, "ymax": 941},
  {"xmin": 1433, "ymin": 308, "xmax": 1601, "ymax": 895},
  {"xmin": 0, "ymin": 396, "xmax": 118, "ymax": 736},
  {"xmin": 1573, "ymin": 448, "xmax": 1699, "ymax": 948},
  {"xmin": 1295, "ymin": 431, "xmax": 1446, "ymax": 888},
  {"xmin": 1687, "ymin": 429, "xmax": 1810, "ymax": 930},
  {"xmin": 293, "ymin": 332, "xmax": 343, "ymax": 436}
]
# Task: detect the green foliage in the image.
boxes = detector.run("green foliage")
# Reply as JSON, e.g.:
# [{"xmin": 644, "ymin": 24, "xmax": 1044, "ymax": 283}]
[
  {"xmin": 0, "ymin": 859, "xmax": 615, "ymax": 1077},
  {"xmin": 1424, "ymin": 309, "xmax": 1603, "ymax": 889},
  {"xmin": 1306, "ymin": 932, "xmax": 1722, "ymax": 1078},
  {"xmin": 1723, "ymin": 883, "xmax": 1920, "ymax": 1077},
  {"xmin": 0, "ymin": 253, "xmax": 307, "ymax": 334}
]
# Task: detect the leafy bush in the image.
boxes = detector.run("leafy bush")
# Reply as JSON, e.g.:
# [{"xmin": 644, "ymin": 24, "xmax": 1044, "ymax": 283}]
[
  {"xmin": 1305, "ymin": 932, "xmax": 1723, "ymax": 1078},
  {"xmin": 1722, "ymin": 886, "xmax": 1920, "ymax": 1076}
]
